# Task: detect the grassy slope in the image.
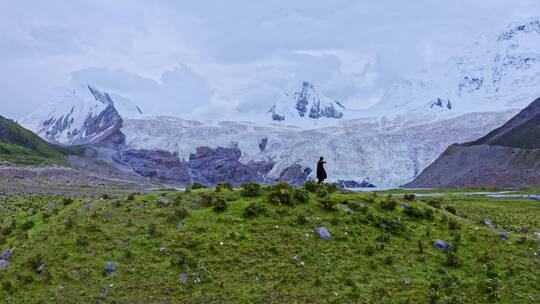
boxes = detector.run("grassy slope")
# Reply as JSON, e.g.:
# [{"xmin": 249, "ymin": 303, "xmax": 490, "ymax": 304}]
[
  {"xmin": 0, "ymin": 185, "xmax": 539, "ymax": 303},
  {"xmin": 0, "ymin": 116, "xmax": 82, "ymax": 165}
]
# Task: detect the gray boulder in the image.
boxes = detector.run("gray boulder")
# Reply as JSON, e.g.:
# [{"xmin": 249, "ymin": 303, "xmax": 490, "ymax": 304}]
[
  {"xmin": 315, "ymin": 226, "xmax": 331, "ymax": 240},
  {"xmin": 0, "ymin": 259, "xmax": 9, "ymax": 269},
  {"xmin": 520, "ymin": 226, "xmax": 529, "ymax": 233},
  {"xmin": 103, "ymin": 261, "xmax": 116, "ymax": 275},
  {"xmin": 433, "ymin": 239, "xmax": 449, "ymax": 251},
  {"xmin": 499, "ymin": 230, "xmax": 510, "ymax": 240},
  {"xmin": 483, "ymin": 219, "xmax": 494, "ymax": 227},
  {"xmin": 0, "ymin": 248, "xmax": 15, "ymax": 259}
]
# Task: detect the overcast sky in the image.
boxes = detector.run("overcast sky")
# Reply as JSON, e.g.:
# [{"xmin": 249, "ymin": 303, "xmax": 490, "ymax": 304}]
[{"xmin": 1, "ymin": 0, "xmax": 539, "ymax": 119}]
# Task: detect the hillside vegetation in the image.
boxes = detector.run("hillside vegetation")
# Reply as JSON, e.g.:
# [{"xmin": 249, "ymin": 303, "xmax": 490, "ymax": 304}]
[
  {"xmin": 0, "ymin": 116, "xmax": 82, "ymax": 164},
  {"xmin": 0, "ymin": 183, "xmax": 539, "ymax": 303}
]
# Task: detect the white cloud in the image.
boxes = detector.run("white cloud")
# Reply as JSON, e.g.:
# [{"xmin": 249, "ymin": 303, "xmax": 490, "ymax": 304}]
[{"xmin": 1, "ymin": 0, "xmax": 540, "ymax": 119}]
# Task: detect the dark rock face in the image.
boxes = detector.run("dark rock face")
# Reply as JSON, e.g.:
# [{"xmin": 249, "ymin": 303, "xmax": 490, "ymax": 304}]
[
  {"xmin": 258, "ymin": 137, "xmax": 268, "ymax": 152},
  {"xmin": 113, "ymin": 149, "xmax": 191, "ymax": 184},
  {"xmin": 277, "ymin": 164, "xmax": 312, "ymax": 185},
  {"xmin": 187, "ymin": 146, "xmax": 266, "ymax": 185},
  {"xmin": 337, "ymin": 180, "xmax": 376, "ymax": 188},
  {"xmin": 95, "ymin": 129, "xmax": 125, "ymax": 150},
  {"xmin": 406, "ymin": 98, "xmax": 540, "ymax": 189}
]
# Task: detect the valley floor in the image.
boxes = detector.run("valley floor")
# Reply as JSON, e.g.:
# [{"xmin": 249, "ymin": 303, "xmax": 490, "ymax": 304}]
[{"xmin": 0, "ymin": 183, "xmax": 539, "ymax": 303}]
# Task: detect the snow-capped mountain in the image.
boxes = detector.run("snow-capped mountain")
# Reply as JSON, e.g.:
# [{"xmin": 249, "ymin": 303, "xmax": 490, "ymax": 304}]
[
  {"xmin": 268, "ymin": 82, "xmax": 346, "ymax": 122},
  {"xmin": 20, "ymin": 85, "xmax": 142, "ymax": 145},
  {"xmin": 367, "ymin": 17, "xmax": 540, "ymax": 120},
  {"xmin": 18, "ymin": 18, "xmax": 540, "ymax": 186}
]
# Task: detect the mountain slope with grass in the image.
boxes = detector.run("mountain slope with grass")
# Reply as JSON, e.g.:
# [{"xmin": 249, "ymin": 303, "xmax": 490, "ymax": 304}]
[
  {"xmin": 405, "ymin": 98, "xmax": 540, "ymax": 189},
  {"xmin": 0, "ymin": 115, "xmax": 81, "ymax": 163},
  {"xmin": 0, "ymin": 183, "xmax": 538, "ymax": 303}
]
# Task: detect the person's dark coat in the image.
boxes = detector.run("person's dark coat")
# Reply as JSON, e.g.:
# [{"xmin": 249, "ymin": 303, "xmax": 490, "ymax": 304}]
[{"xmin": 316, "ymin": 160, "xmax": 327, "ymax": 180}]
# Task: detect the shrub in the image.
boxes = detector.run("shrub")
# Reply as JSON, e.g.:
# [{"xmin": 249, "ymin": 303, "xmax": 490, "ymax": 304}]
[
  {"xmin": 446, "ymin": 249, "xmax": 460, "ymax": 267},
  {"xmin": 173, "ymin": 194, "xmax": 183, "ymax": 206},
  {"xmin": 426, "ymin": 198, "xmax": 442, "ymax": 209},
  {"xmin": 269, "ymin": 182, "xmax": 292, "ymax": 191},
  {"xmin": 100, "ymin": 194, "xmax": 109, "ymax": 200},
  {"xmin": 62, "ymin": 197, "xmax": 74, "ymax": 206},
  {"xmin": 403, "ymin": 193, "xmax": 415, "ymax": 201},
  {"xmin": 316, "ymin": 188, "xmax": 328, "ymax": 198},
  {"xmin": 445, "ymin": 206, "xmax": 457, "ymax": 215},
  {"xmin": 319, "ymin": 198, "xmax": 337, "ymax": 211},
  {"xmin": 213, "ymin": 198, "xmax": 228, "ymax": 213},
  {"xmin": 292, "ymin": 188, "xmax": 310, "ymax": 203},
  {"xmin": 199, "ymin": 193, "xmax": 215, "ymax": 207},
  {"xmin": 268, "ymin": 189, "xmax": 293, "ymax": 206},
  {"xmin": 20, "ymin": 220, "xmax": 35, "ymax": 231},
  {"xmin": 448, "ymin": 218, "xmax": 461, "ymax": 230},
  {"xmin": 325, "ymin": 183, "xmax": 339, "ymax": 193},
  {"xmin": 240, "ymin": 183, "xmax": 261, "ymax": 197},
  {"xmin": 296, "ymin": 213, "xmax": 310, "ymax": 225},
  {"xmin": 189, "ymin": 182, "xmax": 208, "ymax": 190},
  {"xmin": 384, "ymin": 255, "xmax": 394, "ymax": 265},
  {"xmin": 379, "ymin": 199, "xmax": 397, "ymax": 211},
  {"xmin": 216, "ymin": 183, "xmax": 233, "ymax": 192},
  {"xmin": 373, "ymin": 216, "xmax": 405, "ymax": 235},
  {"xmin": 127, "ymin": 193, "xmax": 136, "ymax": 201},
  {"xmin": 244, "ymin": 202, "xmax": 267, "ymax": 218},
  {"xmin": 348, "ymin": 201, "xmax": 368, "ymax": 213},
  {"xmin": 168, "ymin": 207, "xmax": 189, "ymax": 222},
  {"xmin": 304, "ymin": 180, "xmax": 319, "ymax": 192}
]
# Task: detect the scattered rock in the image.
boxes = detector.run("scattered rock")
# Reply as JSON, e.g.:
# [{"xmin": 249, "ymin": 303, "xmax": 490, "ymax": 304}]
[
  {"xmin": 103, "ymin": 261, "xmax": 116, "ymax": 275},
  {"xmin": 159, "ymin": 247, "xmax": 166, "ymax": 253},
  {"xmin": 179, "ymin": 272, "xmax": 188, "ymax": 284},
  {"xmin": 0, "ymin": 248, "xmax": 15, "ymax": 259},
  {"xmin": 0, "ymin": 259, "xmax": 9, "ymax": 269},
  {"xmin": 403, "ymin": 277, "xmax": 411, "ymax": 285},
  {"xmin": 315, "ymin": 226, "xmax": 331, "ymax": 240},
  {"xmin": 399, "ymin": 203, "xmax": 409, "ymax": 207},
  {"xmin": 499, "ymin": 230, "xmax": 510, "ymax": 240},
  {"xmin": 520, "ymin": 226, "xmax": 529, "ymax": 233},
  {"xmin": 100, "ymin": 287, "xmax": 109, "ymax": 293},
  {"xmin": 339, "ymin": 205, "xmax": 352, "ymax": 213},
  {"xmin": 433, "ymin": 239, "xmax": 449, "ymax": 251},
  {"xmin": 483, "ymin": 219, "xmax": 494, "ymax": 227},
  {"xmin": 534, "ymin": 232, "xmax": 540, "ymax": 242},
  {"xmin": 177, "ymin": 223, "xmax": 185, "ymax": 230},
  {"xmin": 36, "ymin": 264, "xmax": 46, "ymax": 273}
]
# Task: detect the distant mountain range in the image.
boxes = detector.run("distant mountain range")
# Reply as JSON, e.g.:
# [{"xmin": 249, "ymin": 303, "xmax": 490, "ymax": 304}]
[
  {"xmin": 405, "ymin": 97, "xmax": 540, "ymax": 188},
  {"xmin": 15, "ymin": 17, "xmax": 540, "ymax": 187}
]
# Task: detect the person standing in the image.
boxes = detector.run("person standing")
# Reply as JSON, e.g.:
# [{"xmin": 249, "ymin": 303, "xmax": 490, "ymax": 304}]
[{"xmin": 316, "ymin": 157, "xmax": 327, "ymax": 184}]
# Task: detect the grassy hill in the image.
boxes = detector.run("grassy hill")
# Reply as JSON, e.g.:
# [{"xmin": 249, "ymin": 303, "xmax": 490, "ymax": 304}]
[
  {"xmin": 0, "ymin": 182, "xmax": 538, "ymax": 303},
  {"xmin": 0, "ymin": 116, "xmax": 82, "ymax": 164}
]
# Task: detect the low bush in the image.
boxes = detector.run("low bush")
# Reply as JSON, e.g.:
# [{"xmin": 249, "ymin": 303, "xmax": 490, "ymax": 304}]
[
  {"xmin": 168, "ymin": 207, "xmax": 189, "ymax": 222},
  {"xmin": 325, "ymin": 183, "xmax": 339, "ymax": 194},
  {"xmin": 448, "ymin": 218, "xmax": 461, "ymax": 230},
  {"xmin": 304, "ymin": 180, "xmax": 319, "ymax": 193},
  {"xmin": 292, "ymin": 188, "xmax": 310, "ymax": 203},
  {"xmin": 240, "ymin": 183, "xmax": 261, "ymax": 197},
  {"xmin": 268, "ymin": 189, "xmax": 293, "ymax": 206},
  {"xmin": 403, "ymin": 193, "xmax": 415, "ymax": 201},
  {"xmin": 445, "ymin": 206, "xmax": 457, "ymax": 215},
  {"xmin": 244, "ymin": 202, "xmax": 267, "ymax": 218},
  {"xmin": 215, "ymin": 183, "xmax": 233, "ymax": 192},
  {"xmin": 213, "ymin": 198, "xmax": 228, "ymax": 213},
  {"xmin": 403, "ymin": 206, "xmax": 434, "ymax": 220},
  {"xmin": 189, "ymin": 182, "xmax": 208, "ymax": 190},
  {"xmin": 62, "ymin": 197, "xmax": 74, "ymax": 206},
  {"xmin": 319, "ymin": 198, "xmax": 337, "ymax": 211},
  {"xmin": 316, "ymin": 188, "xmax": 328, "ymax": 198},
  {"xmin": 199, "ymin": 193, "xmax": 215, "ymax": 207},
  {"xmin": 379, "ymin": 199, "xmax": 397, "ymax": 211},
  {"xmin": 426, "ymin": 198, "xmax": 442, "ymax": 209}
]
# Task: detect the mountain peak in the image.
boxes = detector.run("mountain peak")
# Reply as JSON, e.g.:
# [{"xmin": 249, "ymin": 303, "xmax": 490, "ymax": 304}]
[
  {"xmin": 497, "ymin": 17, "xmax": 540, "ymax": 41},
  {"xmin": 269, "ymin": 82, "xmax": 345, "ymax": 122}
]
